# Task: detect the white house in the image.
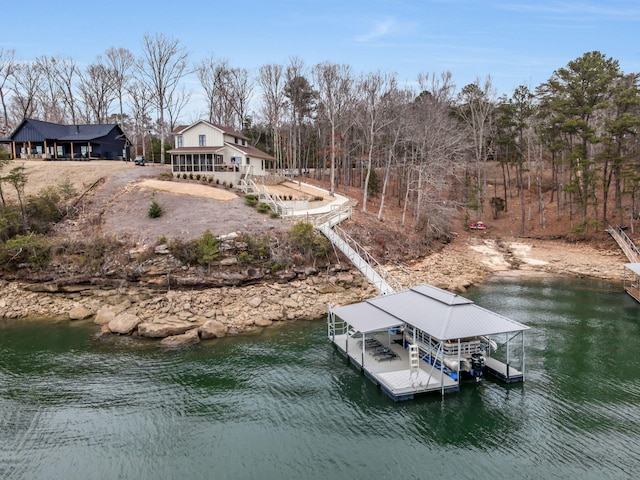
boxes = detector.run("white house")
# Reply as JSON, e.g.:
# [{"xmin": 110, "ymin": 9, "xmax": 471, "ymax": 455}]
[{"xmin": 168, "ymin": 120, "xmax": 275, "ymax": 182}]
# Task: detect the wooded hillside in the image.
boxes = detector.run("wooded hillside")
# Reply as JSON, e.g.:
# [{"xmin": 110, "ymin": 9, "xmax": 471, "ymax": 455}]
[{"xmin": 2, "ymin": 45, "xmax": 639, "ymax": 243}]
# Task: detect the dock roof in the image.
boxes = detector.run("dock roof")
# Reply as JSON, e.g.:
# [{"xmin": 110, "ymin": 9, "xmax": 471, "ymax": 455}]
[{"xmin": 331, "ymin": 284, "xmax": 529, "ymax": 339}]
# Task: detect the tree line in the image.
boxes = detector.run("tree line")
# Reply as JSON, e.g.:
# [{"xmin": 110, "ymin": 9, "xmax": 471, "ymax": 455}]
[{"xmin": 1, "ymin": 35, "xmax": 639, "ymax": 241}]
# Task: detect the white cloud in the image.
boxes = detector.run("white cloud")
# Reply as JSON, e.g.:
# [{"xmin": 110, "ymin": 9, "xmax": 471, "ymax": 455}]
[{"xmin": 355, "ymin": 18, "xmax": 398, "ymax": 43}]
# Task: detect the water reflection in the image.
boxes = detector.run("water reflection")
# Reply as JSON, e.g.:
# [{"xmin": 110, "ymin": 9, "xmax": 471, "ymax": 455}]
[{"xmin": 2, "ymin": 277, "xmax": 640, "ymax": 479}]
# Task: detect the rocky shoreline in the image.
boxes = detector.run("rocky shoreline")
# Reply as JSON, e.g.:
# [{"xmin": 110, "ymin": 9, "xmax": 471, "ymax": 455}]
[{"xmin": 0, "ymin": 235, "xmax": 628, "ymax": 346}]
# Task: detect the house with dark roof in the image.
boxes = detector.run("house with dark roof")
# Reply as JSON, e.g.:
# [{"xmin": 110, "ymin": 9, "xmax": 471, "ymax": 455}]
[
  {"xmin": 6, "ymin": 118, "xmax": 130, "ymax": 160},
  {"xmin": 168, "ymin": 120, "xmax": 275, "ymax": 182}
]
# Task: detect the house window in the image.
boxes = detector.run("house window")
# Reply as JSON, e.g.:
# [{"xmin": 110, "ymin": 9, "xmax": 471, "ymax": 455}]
[
  {"xmin": 199, "ymin": 135, "xmax": 206, "ymax": 146},
  {"xmin": 177, "ymin": 135, "xmax": 183, "ymax": 147},
  {"xmin": 234, "ymin": 137, "xmax": 238, "ymax": 144},
  {"xmin": 246, "ymin": 157, "xmax": 250, "ymax": 165},
  {"xmin": 242, "ymin": 139, "xmax": 246, "ymax": 146}
]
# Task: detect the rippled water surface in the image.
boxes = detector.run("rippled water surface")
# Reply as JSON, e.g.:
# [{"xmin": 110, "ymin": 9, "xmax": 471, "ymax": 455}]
[{"xmin": 2, "ymin": 276, "xmax": 640, "ymax": 479}]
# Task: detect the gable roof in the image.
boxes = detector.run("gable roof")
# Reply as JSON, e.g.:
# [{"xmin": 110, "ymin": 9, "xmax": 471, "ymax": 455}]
[
  {"xmin": 225, "ymin": 142, "xmax": 276, "ymax": 161},
  {"xmin": 172, "ymin": 120, "xmax": 250, "ymax": 141},
  {"xmin": 10, "ymin": 118, "xmax": 124, "ymax": 142},
  {"xmin": 331, "ymin": 284, "xmax": 529, "ymax": 338}
]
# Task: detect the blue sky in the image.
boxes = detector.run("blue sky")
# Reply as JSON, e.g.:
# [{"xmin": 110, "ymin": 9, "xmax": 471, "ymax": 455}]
[{"xmin": 4, "ymin": 0, "xmax": 640, "ymax": 117}]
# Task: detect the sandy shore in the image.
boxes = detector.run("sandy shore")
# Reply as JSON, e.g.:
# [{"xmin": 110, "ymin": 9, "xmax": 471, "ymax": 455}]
[{"xmin": 386, "ymin": 234, "xmax": 628, "ymax": 293}]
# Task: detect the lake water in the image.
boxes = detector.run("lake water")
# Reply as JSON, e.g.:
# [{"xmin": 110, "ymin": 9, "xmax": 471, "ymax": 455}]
[{"xmin": 2, "ymin": 276, "xmax": 640, "ymax": 479}]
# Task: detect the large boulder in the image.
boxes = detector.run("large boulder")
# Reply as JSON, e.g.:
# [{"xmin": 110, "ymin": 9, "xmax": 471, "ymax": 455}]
[
  {"xmin": 138, "ymin": 320, "xmax": 195, "ymax": 338},
  {"xmin": 69, "ymin": 305, "xmax": 93, "ymax": 321},
  {"xmin": 160, "ymin": 328, "xmax": 200, "ymax": 347},
  {"xmin": 108, "ymin": 313, "xmax": 141, "ymax": 335},
  {"xmin": 94, "ymin": 306, "xmax": 116, "ymax": 325},
  {"xmin": 199, "ymin": 319, "xmax": 227, "ymax": 339}
]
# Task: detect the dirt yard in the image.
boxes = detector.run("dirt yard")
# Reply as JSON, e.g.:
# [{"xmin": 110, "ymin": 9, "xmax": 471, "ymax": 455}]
[{"xmin": 7, "ymin": 160, "xmax": 289, "ymax": 248}]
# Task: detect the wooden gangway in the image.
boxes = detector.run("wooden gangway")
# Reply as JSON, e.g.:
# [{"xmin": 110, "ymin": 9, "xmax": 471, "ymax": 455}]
[{"xmin": 607, "ymin": 225, "xmax": 640, "ymax": 263}]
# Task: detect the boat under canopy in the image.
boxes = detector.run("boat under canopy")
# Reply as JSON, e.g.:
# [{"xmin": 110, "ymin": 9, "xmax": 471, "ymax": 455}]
[{"xmin": 328, "ymin": 284, "xmax": 530, "ymax": 401}]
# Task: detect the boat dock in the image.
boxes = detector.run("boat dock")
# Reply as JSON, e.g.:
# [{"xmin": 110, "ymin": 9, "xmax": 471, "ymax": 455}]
[
  {"xmin": 332, "ymin": 332, "xmax": 459, "ymax": 401},
  {"xmin": 328, "ymin": 284, "xmax": 529, "ymax": 401}
]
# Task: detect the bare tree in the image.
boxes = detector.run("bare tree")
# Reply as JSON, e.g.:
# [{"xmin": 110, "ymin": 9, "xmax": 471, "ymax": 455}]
[
  {"xmin": 78, "ymin": 59, "xmax": 117, "ymax": 123},
  {"xmin": 166, "ymin": 85, "xmax": 191, "ymax": 131},
  {"xmin": 408, "ymin": 72, "xmax": 468, "ymax": 237},
  {"xmin": 355, "ymin": 71, "xmax": 397, "ymax": 213},
  {"xmin": 228, "ymin": 67, "xmax": 253, "ymax": 130},
  {"xmin": 284, "ymin": 57, "xmax": 316, "ymax": 177},
  {"xmin": 0, "ymin": 48, "xmax": 16, "ymax": 134},
  {"xmin": 138, "ymin": 33, "xmax": 189, "ymax": 164},
  {"xmin": 313, "ymin": 62, "xmax": 353, "ymax": 196},
  {"xmin": 10, "ymin": 61, "xmax": 42, "ymax": 122},
  {"xmin": 35, "ymin": 56, "xmax": 64, "ymax": 123},
  {"xmin": 457, "ymin": 76, "xmax": 496, "ymax": 219},
  {"xmin": 258, "ymin": 63, "xmax": 286, "ymax": 167},
  {"xmin": 127, "ymin": 80, "xmax": 153, "ymax": 157},
  {"xmin": 54, "ymin": 57, "xmax": 80, "ymax": 125},
  {"xmin": 105, "ymin": 47, "xmax": 135, "ymax": 128},
  {"xmin": 196, "ymin": 54, "xmax": 231, "ymax": 124}
]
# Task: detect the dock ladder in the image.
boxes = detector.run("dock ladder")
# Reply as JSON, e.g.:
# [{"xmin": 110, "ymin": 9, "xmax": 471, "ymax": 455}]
[{"xmin": 409, "ymin": 343, "xmax": 422, "ymax": 387}]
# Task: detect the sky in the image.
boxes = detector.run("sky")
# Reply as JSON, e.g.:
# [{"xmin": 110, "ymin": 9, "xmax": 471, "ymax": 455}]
[{"xmin": 4, "ymin": 0, "xmax": 640, "ymax": 120}]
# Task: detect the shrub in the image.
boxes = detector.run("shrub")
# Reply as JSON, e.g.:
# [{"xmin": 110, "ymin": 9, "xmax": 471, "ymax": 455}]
[
  {"xmin": 196, "ymin": 173, "xmax": 201, "ymax": 181},
  {"xmin": 269, "ymin": 211, "xmax": 280, "ymax": 218},
  {"xmin": 229, "ymin": 182, "xmax": 233, "ymax": 189},
  {"xmin": 286, "ymin": 222, "xmax": 330, "ymax": 261},
  {"xmin": 257, "ymin": 203, "xmax": 270, "ymax": 213},
  {"xmin": 0, "ymin": 233, "xmax": 50, "ymax": 269},
  {"xmin": 25, "ymin": 187, "xmax": 63, "ymax": 233},
  {"xmin": 208, "ymin": 177, "xmax": 213, "ymax": 183},
  {"xmin": 159, "ymin": 172, "xmax": 173, "ymax": 181},
  {"xmin": 270, "ymin": 261, "xmax": 284, "ymax": 272},
  {"xmin": 196, "ymin": 230, "xmax": 219, "ymax": 270},
  {"xmin": 169, "ymin": 238, "xmax": 199, "ymax": 265},
  {"xmin": 157, "ymin": 235, "xmax": 167, "ymax": 245},
  {"xmin": 148, "ymin": 199, "xmax": 163, "ymax": 218},
  {"xmin": 182, "ymin": 173, "xmax": 187, "ymax": 179},
  {"xmin": 244, "ymin": 194, "xmax": 259, "ymax": 207},
  {"xmin": 189, "ymin": 173, "xmax": 194, "ymax": 180},
  {"xmin": 237, "ymin": 251, "xmax": 252, "ymax": 264},
  {"xmin": 216, "ymin": 178, "xmax": 220, "ymax": 185}
]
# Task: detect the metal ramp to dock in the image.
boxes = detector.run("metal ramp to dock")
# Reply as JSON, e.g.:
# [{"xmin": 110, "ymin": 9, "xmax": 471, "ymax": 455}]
[
  {"xmin": 314, "ymin": 211, "xmax": 401, "ymax": 295},
  {"xmin": 607, "ymin": 225, "xmax": 640, "ymax": 263}
]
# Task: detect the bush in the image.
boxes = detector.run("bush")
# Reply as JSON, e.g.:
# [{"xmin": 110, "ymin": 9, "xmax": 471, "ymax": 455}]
[
  {"xmin": 257, "ymin": 203, "xmax": 270, "ymax": 213},
  {"xmin": 25, "ymin": 187, "xmax": 63, "ymax": 233},
  {"xmin": 196, "ymin": 230, "xmax": 219, "ymax": 270},
  {"xmin": 244, "ymin": 194, "xmax": 259, "ymax": 207},
  {"xmin": 269, "ymin": 211, "xmax": 280, "ymax": 218},
  {"xmin": 237, "ymin": 251, "xmax": 252, "ymax": 264},
  {"xmin": 0, "ymin": 234, "xmax": 50, "ymax": 269},
  {"xmin": 148, "ymin": 199, "xmax": 163, "ymax": 218},
  {"xmin": 196, "ymin": 174, "xmax": 201, "ymax": 181},
  {"xmin": 159, "ymin": 172, "xmax": 173, "ymax": 181},
  {"xmin": 286, "ymin": 222, "xmax": 330, "ymax": 261}
]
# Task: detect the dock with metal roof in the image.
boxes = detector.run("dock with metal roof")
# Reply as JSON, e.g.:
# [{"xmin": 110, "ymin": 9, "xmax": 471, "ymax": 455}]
[{"xmin": 328, "ymin": 284, "xmax": 529, "ymax": 401}]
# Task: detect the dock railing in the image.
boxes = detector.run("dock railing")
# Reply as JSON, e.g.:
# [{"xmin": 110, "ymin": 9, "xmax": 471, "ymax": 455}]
[
  {"xmin": 607, "ymin": 225, "xmax": 640, "ymax": 263},
  {"xmin": 315, "ymin": 208, "xmax": 401, "ymax": 295}
]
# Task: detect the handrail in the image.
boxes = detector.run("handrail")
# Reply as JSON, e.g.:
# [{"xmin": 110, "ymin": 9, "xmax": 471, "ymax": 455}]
[{"xmin": 607, "ymin": 224, "xmax": 640, "ymax": 263}]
